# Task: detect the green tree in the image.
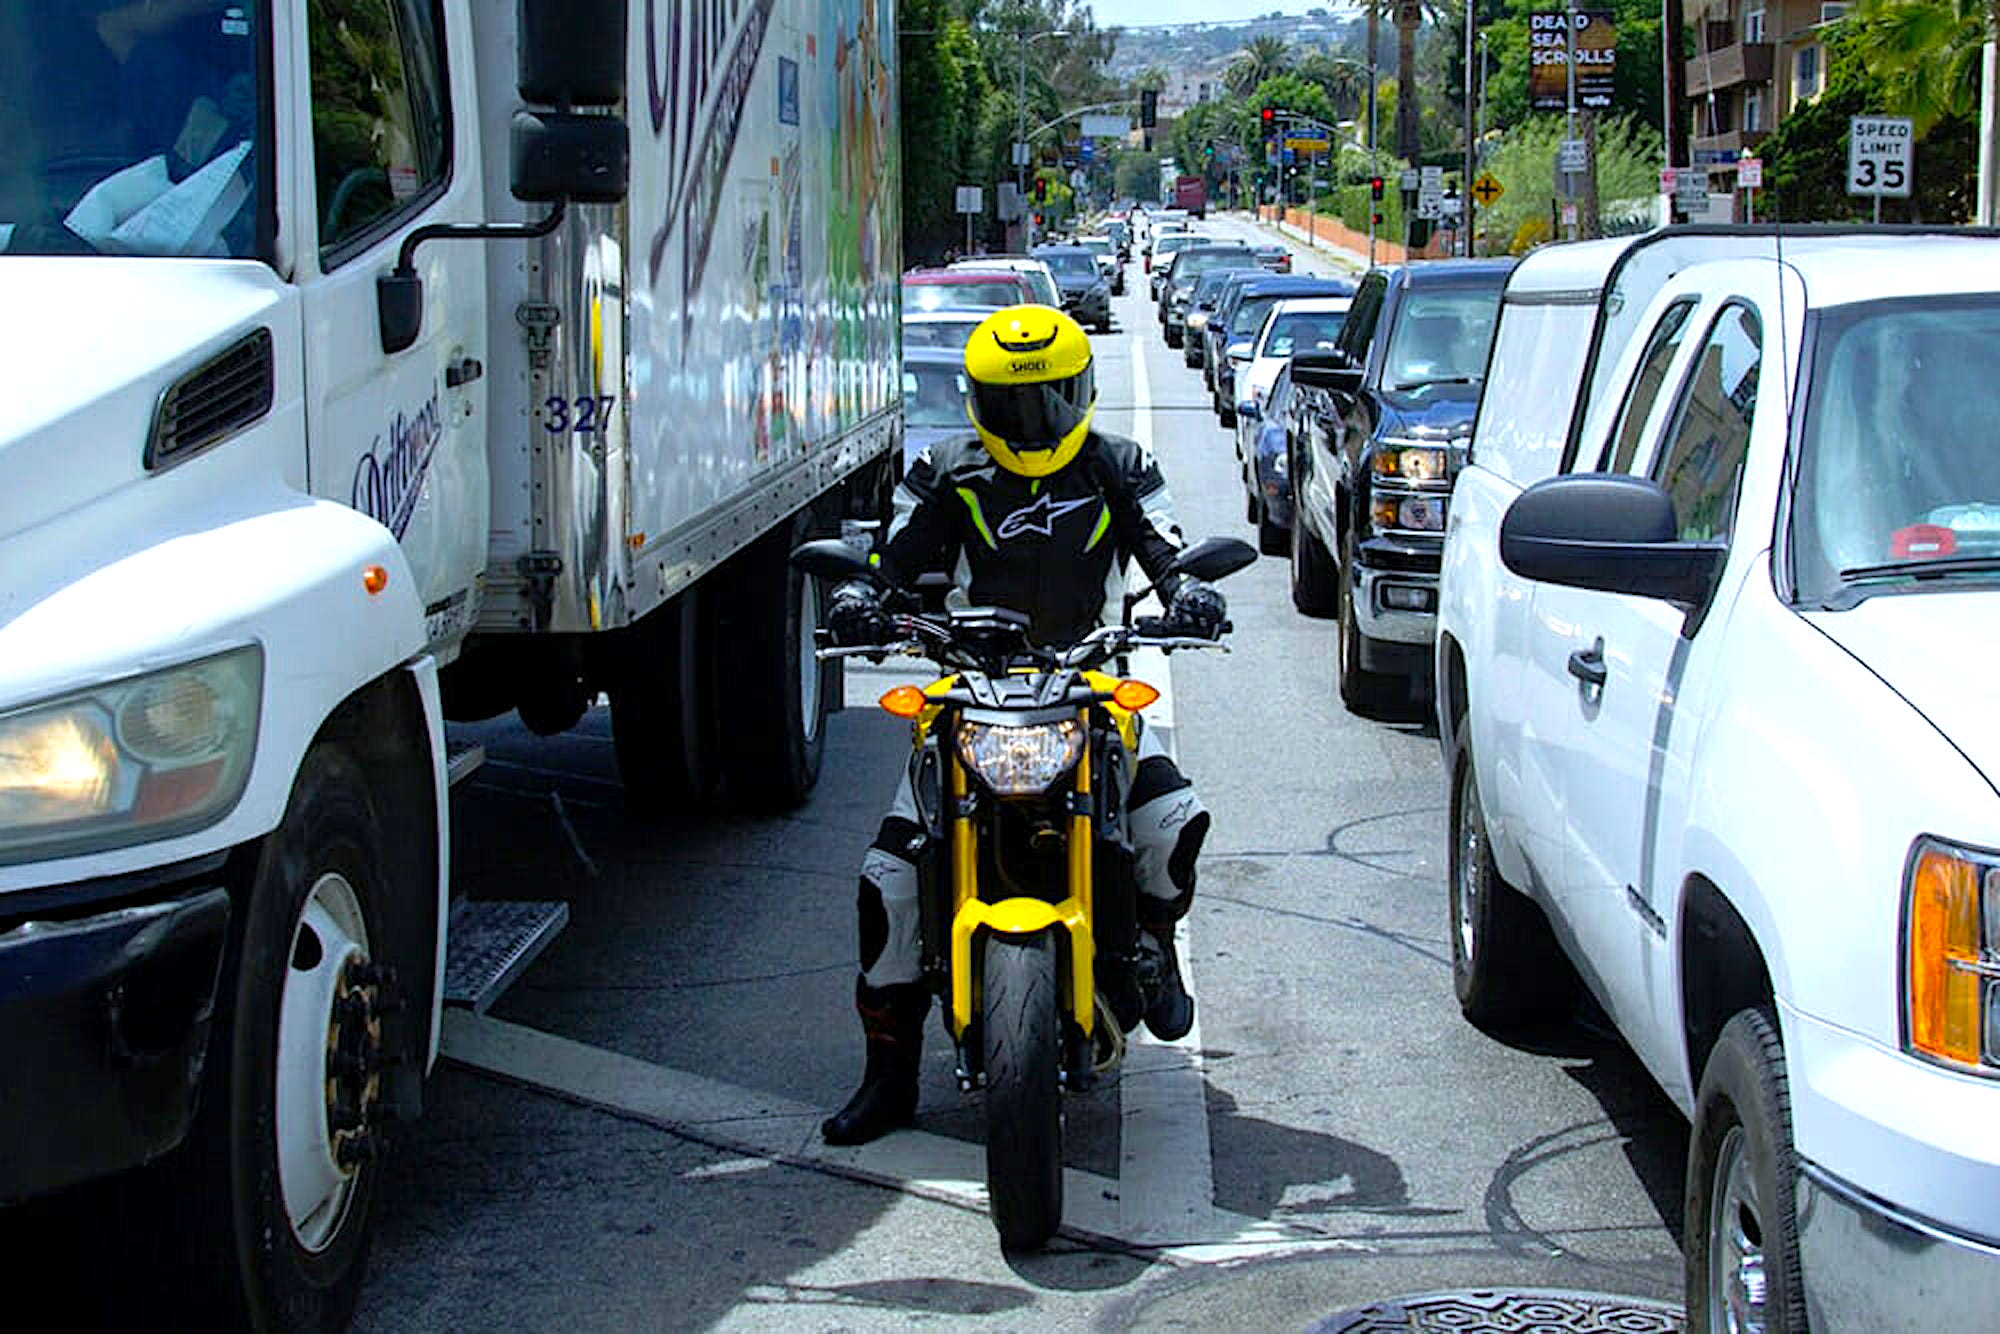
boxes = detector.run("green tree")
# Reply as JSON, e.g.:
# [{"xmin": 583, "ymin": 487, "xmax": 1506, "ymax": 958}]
[
  {"xmin": 1228, "ymin": 34, "xmax": 1295, "ymax": 95},
  {"xmin": 1848, "ymin": 0, "xmax": 1985, "ymax": 131},
  {"xmin": 1761, "ymin": 21, "xmax": 1975, "ymax": 221},
  {"xmin": 1476, "ymin": 112, "xmax": 1662, "ymax": 250},
  {"xmin": 900, "ymin": 0, "xmax": 975, "ymax": 260}
]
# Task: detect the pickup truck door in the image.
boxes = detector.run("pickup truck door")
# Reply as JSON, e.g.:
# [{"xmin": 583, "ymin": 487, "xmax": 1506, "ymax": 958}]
[
  {"xmin": 296, "ymin": 0, "xmax": 489, "ymax": 655},
  {"xmin": 1519, "ymin": 299, "xmax": 1765, "ymax": 1095}
]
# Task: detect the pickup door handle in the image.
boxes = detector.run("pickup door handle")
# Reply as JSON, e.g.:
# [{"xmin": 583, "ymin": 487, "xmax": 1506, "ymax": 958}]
[
  {"xmin": 445, "ymin": 356, "xmax": 484, "ymax": 387},
  {"xmin": 1568, "ymin": 638, "xmax": 1608, "ymax": 688}
]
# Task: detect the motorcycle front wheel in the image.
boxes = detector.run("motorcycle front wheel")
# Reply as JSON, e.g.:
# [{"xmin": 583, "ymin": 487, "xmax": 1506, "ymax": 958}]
[{"xmin": 983, "ymin": 931, "xmax": 1063, "ymax": 1250}]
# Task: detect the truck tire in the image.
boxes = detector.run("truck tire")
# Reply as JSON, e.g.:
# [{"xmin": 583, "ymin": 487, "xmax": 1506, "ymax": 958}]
[
  {"xmin": 1289, "ymin": 492, "xmax": 1337, "ymax": 617},
  {"xmin": 716, "ymin": 513, "xmax": 827, "ymax": 809},
  {"xmin": 984, "ymin": 931, "xmax": 1064, "ymax": 1251},
  {"xmin": 1448, "ymin": 749, "xmax": 1573, "ymax": 1031},
  {"xmin": 611, "ymin": 590, "xmax": 716, "ymax": 811},
  {"xmin": 1685, "ymin": 1009, "xmax": 1806, "ymax": 1334},
  {"xmin": 146, "ymin": 744, "xmax": 399, "ymax": 1328},
  {"xmin": 1338, "ymin": 556, "xmax": 1403, "ymax": 719}
]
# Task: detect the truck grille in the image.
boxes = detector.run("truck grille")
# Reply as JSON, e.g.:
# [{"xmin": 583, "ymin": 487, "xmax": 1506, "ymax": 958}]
[{"xmin": 146, "ymin": 329, "xmax": 274, "ymax": 470}]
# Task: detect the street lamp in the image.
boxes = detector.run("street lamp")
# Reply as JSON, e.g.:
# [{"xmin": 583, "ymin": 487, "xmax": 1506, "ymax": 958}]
[{"xmin": 1014, "ymin": 27, "xmax": 1070, "ymax": 248}]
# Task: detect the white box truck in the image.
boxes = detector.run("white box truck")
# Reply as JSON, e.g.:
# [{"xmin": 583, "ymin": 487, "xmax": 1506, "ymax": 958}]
[{"xmin": 0, "ymin": 0, "xmax": 899, "ymax": 1323}]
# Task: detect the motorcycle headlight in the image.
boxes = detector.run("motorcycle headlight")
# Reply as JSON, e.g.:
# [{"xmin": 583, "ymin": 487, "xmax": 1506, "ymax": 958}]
[
  {"xmin": 1905, "ymin": 837, "xmax": 2000, "ymax": 1075},
  {"xmin": 955, "ymin": 718, "xmax": 1084, "ymax": 796},
  {"xmin": 0, "ymin": 646, "xmax": 262, "ymax": 864}
]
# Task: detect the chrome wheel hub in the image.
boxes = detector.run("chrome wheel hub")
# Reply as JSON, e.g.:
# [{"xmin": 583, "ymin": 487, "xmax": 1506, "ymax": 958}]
[{"xmin": 1707, "ymin": 1125, "xmax": 1768, "ymax": 1334}]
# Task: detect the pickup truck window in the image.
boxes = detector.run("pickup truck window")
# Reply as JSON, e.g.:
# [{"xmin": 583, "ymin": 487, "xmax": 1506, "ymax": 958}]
[
  {"xmin": 1472, "ymin": 298, "xmax": 1595, "ymax": 485},
  {"xmin": 1383, "ymin": 290, "xmax": 1500, "ymax": 391},
  {"xmin": 1653, "ymin": 303, "xmax": 1762, "ymax": 543},
  {"xmin": 1792, "ymin": 296, "xmax": 2000, "ymax": 605},
  {"xmin": 1601, "ymin": 299, "xmax": 1698, "ymax": 474},
  {"xmin": 308, "ymin": 0, "xmax": 450, "ymax": 262}
]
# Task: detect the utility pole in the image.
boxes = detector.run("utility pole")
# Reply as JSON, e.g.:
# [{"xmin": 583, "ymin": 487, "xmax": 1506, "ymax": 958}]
[
  {"xmin": 1463, "ymin": 0, "xmax": 1477, "ymax": 255},
  {"xmin": 1663, "ymin": 0, "xmax": 1689, "ymax": 214},
  {"xmin": 1564, "ymin": 0, "xmax": 1578, "ymax": 240}
]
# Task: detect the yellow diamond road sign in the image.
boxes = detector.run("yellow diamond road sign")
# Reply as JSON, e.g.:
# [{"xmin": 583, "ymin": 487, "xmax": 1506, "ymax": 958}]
[{"xmin": 1472, "ymin": 172, "xmax": 1504, "ymax": 205}]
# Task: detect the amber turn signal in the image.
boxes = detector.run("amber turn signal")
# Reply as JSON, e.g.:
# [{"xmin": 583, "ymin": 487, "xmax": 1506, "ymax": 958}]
[
  {"xmin": 1111, "ymin": 679, "xmax": 1160, "ymax": 711},
  {"xmin": 362, "ymin": 565, "xmax": 389, "ymax": 595},
  {"xmin": 879, "ymin": 685, "xmax": 928, "ymax": 719}
]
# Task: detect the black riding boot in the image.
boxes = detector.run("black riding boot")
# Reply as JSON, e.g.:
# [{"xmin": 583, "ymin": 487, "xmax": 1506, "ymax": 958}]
[
  {"xmin": 822, "ymin": 977, "xmax": 929, "ymax": 1146},
  {"xmin": 1141, "ymin": 929, "xmax": 1195, "ymax": 1041}
]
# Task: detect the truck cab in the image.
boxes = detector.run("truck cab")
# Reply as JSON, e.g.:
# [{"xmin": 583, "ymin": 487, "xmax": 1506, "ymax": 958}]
[{"xmin": 1286, "ymin": 259, "xmax": 1512, "ymax": 717}]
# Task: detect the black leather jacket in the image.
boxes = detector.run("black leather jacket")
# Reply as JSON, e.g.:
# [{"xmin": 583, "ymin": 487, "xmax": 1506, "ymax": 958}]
[{"xmin": 879, "ymin": 430, "xmax": 1187, "ymax": 646}]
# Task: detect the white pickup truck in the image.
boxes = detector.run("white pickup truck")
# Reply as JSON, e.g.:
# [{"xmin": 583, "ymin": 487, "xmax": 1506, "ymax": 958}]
[{"xmin": 1437, "ymin": 228, "xmax": 2000, "ymax": 1331}]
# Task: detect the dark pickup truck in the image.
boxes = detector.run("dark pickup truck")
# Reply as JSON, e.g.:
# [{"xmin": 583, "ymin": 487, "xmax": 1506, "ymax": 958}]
[{"xmin": 1286, "ymin": 259, "xmax": 1514, "ymax": 716}]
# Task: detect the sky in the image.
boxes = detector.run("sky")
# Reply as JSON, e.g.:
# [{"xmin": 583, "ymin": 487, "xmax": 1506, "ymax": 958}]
[{"xmin": 1085, "ymin": 1, "xmax": 1344, "ymax": 35}]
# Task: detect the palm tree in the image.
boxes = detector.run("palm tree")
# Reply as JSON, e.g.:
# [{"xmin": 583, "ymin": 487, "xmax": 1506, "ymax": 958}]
[
  {"xmin": 1227, "ymin": 34, "xmax": 1294, "ymax": 97},
  {"xmin": 1395, "ymin": 0, "xmax": 1422, "ymax": 161},
  {"xmin": 1849, "ymin": 0, "xmax": 1985, "ymax": 132}
]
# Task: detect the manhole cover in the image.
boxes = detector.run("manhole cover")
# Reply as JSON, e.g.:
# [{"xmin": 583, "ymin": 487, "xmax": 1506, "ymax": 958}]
[{"xmin": 1309, "ymin": 1288, "xmax": 1683, "ymax": 1333}]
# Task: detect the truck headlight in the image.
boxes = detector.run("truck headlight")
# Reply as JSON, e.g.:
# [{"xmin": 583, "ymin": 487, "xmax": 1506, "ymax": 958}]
[
  {"xmin": 1374, "ymin": 445, "xmax": 1449, "ymax": 482},
  {"xmin": 0, "ymin": 646, "xmax": 262, "ymax": 863},
  {"xmin": 1905, "ymin": 836, "xmax": 2000, "ymax": 1074},
  {"xmin": 955, "ymin": 718, "xmax": 1084, "ymax": 796},
  {"xmin": 1372, "ymin": 494, "xmax": 1447, "ymax": 531}
]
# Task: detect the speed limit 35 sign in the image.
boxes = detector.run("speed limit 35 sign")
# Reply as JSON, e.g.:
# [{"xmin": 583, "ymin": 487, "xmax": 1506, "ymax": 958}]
[{"xmin": 1848, "ymin": 115, "xmax": 1913, "ymax": 198}]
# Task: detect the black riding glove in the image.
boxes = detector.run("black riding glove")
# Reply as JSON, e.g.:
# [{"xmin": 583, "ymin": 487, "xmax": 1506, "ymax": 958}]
[
  {"xmin": 826, "ymin": 581, "xmax": 892, "ymax": 647},
  {"xmin": 1165, "ymin": 579, "xmax": 1227, "ymax": 639}
]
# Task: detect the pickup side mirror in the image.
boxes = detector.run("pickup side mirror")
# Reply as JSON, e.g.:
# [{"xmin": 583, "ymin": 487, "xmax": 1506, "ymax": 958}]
[
  {"xmin": 1499, "ymin": 474, "xmax": 1726, "ymax": 607},
  {"xmin": 1226, "ymin": 340, "xmax": 1253, "ymax": 362},
  {"xmin": 1290, "ymin": 350, "xmax": 1362, "ymax": 395}
]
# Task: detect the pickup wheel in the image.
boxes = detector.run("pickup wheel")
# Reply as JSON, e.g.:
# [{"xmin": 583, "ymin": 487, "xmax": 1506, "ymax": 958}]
[
  {"xmin": 1685, "ymin": 1009, "xmax": 1806, "ymax": 1334},
  {"xmin": 1448, "ymin": 749, "xmax": 1573, "ymax": 1030},
  {"xmin": 1289, "ymin": 493, "xmax": 1338, "ymax": 617},
  {"xmin": 1337, "ymin": 563, "xmax": 1403, "ymax": 719}
]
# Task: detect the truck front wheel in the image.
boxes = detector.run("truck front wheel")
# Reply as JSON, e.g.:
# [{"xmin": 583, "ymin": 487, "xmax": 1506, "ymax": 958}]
[
  {"xmin": 1686, "ymin": 1009, "xmax": 1806, "ymax": 1334},
  {"xmin": 167, "ymin": 744, "xmax": 398, "ymax": 1328},
  {"xmin": 716, "ymin": 512, "xmax": 828, "ymax": 809}
]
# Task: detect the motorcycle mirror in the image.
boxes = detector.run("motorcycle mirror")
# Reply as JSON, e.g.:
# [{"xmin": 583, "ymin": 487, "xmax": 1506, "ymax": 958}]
[
  {"xmin": 1167, "ymin": 536, "xmax": 1258, "ymax": 583},
  {"xmin": 790, "ymin": 538, "xmax": 877, "ymax": 584}
]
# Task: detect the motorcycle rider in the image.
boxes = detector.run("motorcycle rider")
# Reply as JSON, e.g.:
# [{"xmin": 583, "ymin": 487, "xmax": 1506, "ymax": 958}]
[{"xmin": 821, "ymin": 304, "xmax": 1227, "ymax": 1146}]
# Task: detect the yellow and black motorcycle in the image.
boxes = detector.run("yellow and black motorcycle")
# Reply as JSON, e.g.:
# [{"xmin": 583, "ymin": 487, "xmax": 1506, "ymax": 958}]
[{"xmin": 792, "ymin": 536, "xmax": 1254, "ymax": 1249}]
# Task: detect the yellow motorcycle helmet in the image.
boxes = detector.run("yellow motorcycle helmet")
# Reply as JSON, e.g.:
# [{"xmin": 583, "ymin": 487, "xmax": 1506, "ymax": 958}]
[{"xmin": 962, "ymin": 305, "xmax": 1096, "ymax": 477}]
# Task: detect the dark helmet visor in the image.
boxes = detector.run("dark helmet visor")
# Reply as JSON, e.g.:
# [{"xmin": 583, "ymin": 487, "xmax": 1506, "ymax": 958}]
[{"xmin": 967, "ymin": 364, "xmax": 1094, "ymax": 446}]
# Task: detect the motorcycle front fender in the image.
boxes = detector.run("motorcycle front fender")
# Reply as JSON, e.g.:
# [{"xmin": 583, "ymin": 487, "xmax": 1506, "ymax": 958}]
[{"xmin": 948, "ymin": 899, "xmax": 1094, "ymax": 1042}]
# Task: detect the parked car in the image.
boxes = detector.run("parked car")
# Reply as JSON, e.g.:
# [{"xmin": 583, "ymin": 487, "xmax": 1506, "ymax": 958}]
[
  {"xmin": 902, "ymin": 308, "xmax": 998, "ymax": 350},
  {"xmin": 1232, "ymin": 295, "xmax": 1350, "ymax": 432},
  {"xmin": 903, "ymin": 268, "xmax": 1035, "ymax": 313},
  {"xmin": 1241, "ymin": 360, "xmax": 1298, "ymax": 557},
  {"xmin": 1159, "ymin": 244, "xmax": 1259, "ymax": 347},
  {"xmin": 949, "ymin": 256, "xmax": 1062, "ymax": 309},
  {"xmin": 1146, "ymin": 230, "xmax": 1204, "ymax": 296},
  {"xmin": 1209, "ymin": 275, "xmax": 1356, "ymax": 423},
  {"xmin": 1182, "ymin": 266, "xmax": 1262, "ymax": 369},
  {"xmin": 1287, "ymin": 258, "xmax": 1513, "ymax": 715},
  {"xmin": 1031, "ymin": 244, "xmax": 1113, "ymax": 331},
  {"xmin": 900, "ymin": 345, "xmax": 972, "ymax": 468},
  {"xmin": 1073, "ymin": 234, "xmax": 1125, "ymax": 294},
  {"xmin": 1437, "ymin": 226, "xmax": 2000, "ymax": 1334},
  {"xmin": 1252, "ymin": 242, "xmax": 1292, "ymax": 273}
]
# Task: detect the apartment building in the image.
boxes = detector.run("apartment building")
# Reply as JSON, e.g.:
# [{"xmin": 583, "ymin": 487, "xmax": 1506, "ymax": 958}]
[{"xmin": 1685, "ymin": 0, "xmax": 1848, "ymax": 167}]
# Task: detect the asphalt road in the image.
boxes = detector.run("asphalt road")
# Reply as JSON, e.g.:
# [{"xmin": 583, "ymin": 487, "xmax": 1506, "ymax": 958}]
[{"xmin": 7, "ymin": 219, "xmax": 1690, "ymax": 1332}]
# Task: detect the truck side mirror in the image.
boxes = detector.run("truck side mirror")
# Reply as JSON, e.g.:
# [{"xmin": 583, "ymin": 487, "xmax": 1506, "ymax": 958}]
[
  {"xmin": 518, "ymin": 0, "xmax": 626, "ymax": 106},
  {"xmin": 511, "ymin": 110, "xmax": 630, "ymax": 204}
]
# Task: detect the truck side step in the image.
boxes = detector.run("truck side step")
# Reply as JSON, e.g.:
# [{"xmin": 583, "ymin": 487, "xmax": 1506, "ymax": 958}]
[
  {"xmin": 445, "ymin": 740, "xmax": 487, "ymax": 789},
  {"xmin": 442, "ymin": 899, "xmax": 568, "ymax": 1012}
]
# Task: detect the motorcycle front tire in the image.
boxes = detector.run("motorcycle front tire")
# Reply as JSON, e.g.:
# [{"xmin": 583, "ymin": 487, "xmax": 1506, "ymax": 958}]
[{"xmin": 983, "ymin": 931, "xmax": 1063, "ymax": 1250}]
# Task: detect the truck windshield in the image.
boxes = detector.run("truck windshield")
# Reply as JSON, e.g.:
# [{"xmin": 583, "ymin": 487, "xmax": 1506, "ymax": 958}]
[
  {"xmin": 1384, "ymin": 287, "xmax": 1502, "ymax": 390},
  {"xmin": 0, "ymin": 0, "xmax": 263, "ymax": 259},
  {"xmin": 1792, "ymin": 296, "xmax": 2000, "ymax": 606}
]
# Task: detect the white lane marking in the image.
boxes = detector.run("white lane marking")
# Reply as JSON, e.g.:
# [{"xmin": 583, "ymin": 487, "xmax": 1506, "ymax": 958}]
[
  {"xmin": 1116, "ymin": 328, "xmax": 1217, "ymax": 1246},
  {"xmin": 441, "ymin": 1010, "xmax": 1320, "ymax": 1257}
]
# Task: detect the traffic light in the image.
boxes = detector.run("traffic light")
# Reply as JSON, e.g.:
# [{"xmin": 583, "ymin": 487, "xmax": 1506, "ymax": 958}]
[
  {"xmin": 1260, "ymin": 105, "xmax": 1274, "ymax": 128},
  {"xmin": 1369, "ymin": 175, "xmax": 1385, "ymax": 201},
  {"xmin": 1372, "ymin": 211, "xmax": 1384, "ymax": 225},
  {"xmin": 1140, "ymin": 88, "xmax": 1158, "ymax": 128},
  {"xmin": 1033, "ymin": 177, "xmax": 1047, "ymax": 204},
  {"xmin": 1204, "ymin": 145, "xmax": 1214, "ymax": 159}
]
